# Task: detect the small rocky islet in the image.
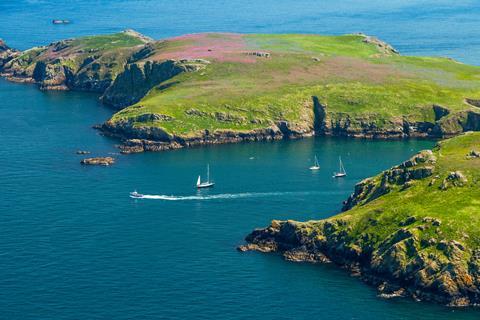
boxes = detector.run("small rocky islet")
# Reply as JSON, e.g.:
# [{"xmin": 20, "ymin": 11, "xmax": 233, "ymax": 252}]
[
  {"xmin": 239, "ymin": 132, "xmax": 480, "ymax": 307},
  {"xmin": 80, "ymin": 157, "xmax": 115, "ymax": 166},
  {"xmin": 2, "ymin": 30, "xmax": 480, "ymax": 306}
]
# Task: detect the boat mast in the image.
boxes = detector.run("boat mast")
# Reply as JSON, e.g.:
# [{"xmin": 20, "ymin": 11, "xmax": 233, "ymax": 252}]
[{"xmin": 207, "ymin": 164, "xmax": 210, "ymax": 182}]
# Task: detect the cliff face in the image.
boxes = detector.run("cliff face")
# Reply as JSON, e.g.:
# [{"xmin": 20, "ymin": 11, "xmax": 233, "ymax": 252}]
[
  {"xmin": 101, "ymin": 59, "xmax": 209, "ymax": 109},
  {"xmin": 0, "ymin": 39, "xmax": 19, "ymax": 70},
  {"xmin": 240, "ymin": 132, "xmax": 480, "ymax": 307},
  {"xmin": 314, "ymin": 100, "xmax": 480, "ymax": 139},
  {"xmin": 0, "ymin": 30, "xmax": 150, "ymax": 91},
  {"xmin": 99, "ymin": 116, "xmax": 312, "ymax": 153}
]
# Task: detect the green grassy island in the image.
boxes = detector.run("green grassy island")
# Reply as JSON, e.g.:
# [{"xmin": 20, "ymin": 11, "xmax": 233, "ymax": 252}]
[
  {"xmin": 240, "ymin": 132, "xmax": 480, "ymax": 306},
  {"xmin": 1, "ymin": 30, "xmax": 480, "ymax": 152}
]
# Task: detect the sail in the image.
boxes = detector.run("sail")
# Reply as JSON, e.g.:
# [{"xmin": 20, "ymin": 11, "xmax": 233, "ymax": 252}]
[
  {"xmin": 197, "ymin": 175, "xmax": 201, "ymax": 186},
  {"xmin": 315, "ymin": 155, "xmax": 319, "ymax": 167},
  {"xmin": 207, "ymin": 164, "xmax": 210, "ymax": 182}
]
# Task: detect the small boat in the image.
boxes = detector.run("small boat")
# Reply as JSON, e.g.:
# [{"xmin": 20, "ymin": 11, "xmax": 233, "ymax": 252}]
[
  {"xmin": 309, "ymin": 155, "xmax": 320, "ymax": 170},
  {"xmin": 196, "ymin": 164, "xmax": 215, "ymax": 188},
  {"xmin": 52, "ymin": 19, "xmax": 70, "ymax": 25},
  {"xmin": 333, "ymin": 156, "xmax": 347, "ymax": 178},
  {"xmin": 130, "ymin": 190, "xmax": 144, "ymax": 198}
]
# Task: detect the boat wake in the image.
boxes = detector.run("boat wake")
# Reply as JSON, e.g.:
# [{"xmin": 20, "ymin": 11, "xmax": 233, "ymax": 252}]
[{"xmin": 130, "ymin": 191, "xmax": 337, "ymax": 201}]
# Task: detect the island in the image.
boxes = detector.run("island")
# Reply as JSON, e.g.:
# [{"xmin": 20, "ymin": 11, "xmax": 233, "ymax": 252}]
[
  {"xmin": 1, "ymin": 30, "xmax": 480, "ymax": 153},
  {"xmin": 239, "ymin": 132, "xmax": 480, "ymax": 307}
]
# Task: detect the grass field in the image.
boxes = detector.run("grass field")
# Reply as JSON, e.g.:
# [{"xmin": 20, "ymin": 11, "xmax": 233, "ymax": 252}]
[{"xmin": 109, "ymin": 33, "xmax": 480, "ymax": 136}]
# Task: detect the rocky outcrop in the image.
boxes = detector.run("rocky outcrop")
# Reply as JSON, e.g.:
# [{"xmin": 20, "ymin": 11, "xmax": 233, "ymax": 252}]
[
  {"xmin": 240, "ymin": 217, "xmax": 480, "ymax": 306},
  {"xmin": 313, "ymin": 101, "xmax": 480, "ymax": 139},
  {"xmin": 360, "ymin": 34, "xmax": 399, "ymax": 55},
  {"xmin": 0, "ymin": 39, "xmax": 19, "ymax": 70},
  {"xmin": 98, "ymin": 118, "xmax": 313, "ymax": 153},
  {"xmin": 100, "ymin": 59, "xmax": 209, "ymax": 109},
  {"xmin": 80, "ymin": 157, "xmax": 115, "ymax": 166},
  {"xmin": 0, "ymin": 30, "xmax": 151, "ymax": 93}
]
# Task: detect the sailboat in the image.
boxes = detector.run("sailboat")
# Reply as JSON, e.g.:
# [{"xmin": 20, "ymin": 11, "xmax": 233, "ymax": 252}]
[
  {"xmin": 196, "ymin": 164, "xmax": 215, "ymax": 188},
  {"xmin": 333, "ymin": 156, "xmax": 347, "ymax": 178},
  {"xmin": 309, "ymin": 155, "xmax": 320, "ymax": 170}
]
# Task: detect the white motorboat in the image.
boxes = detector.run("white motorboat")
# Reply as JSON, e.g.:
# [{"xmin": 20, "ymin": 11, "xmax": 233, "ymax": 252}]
[{"xmin": 130, "ymin": 190, "xmax": 144, "ymax": 198}]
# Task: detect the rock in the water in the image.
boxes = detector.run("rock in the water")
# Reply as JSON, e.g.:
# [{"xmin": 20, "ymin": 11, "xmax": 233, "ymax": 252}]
[
  {"xmin": 80, "ymin": 157, "xmax": 115, "ymax": 166},
  {"xmin": 76, "ymin": 150, "xmax": 90, "ymax": 155}
]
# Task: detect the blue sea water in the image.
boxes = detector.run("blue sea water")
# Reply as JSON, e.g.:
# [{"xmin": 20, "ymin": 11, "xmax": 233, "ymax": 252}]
[{"xmin": 0, "ymin": 1, "xmax": 479, "ymax": 319}]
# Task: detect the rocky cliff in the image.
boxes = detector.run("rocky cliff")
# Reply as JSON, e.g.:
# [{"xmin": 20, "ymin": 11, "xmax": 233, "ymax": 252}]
[
  {"xmin": 0, "ymin": 39, "xmax": 19, "ymax": 70},
  {"xmin": 0, "ymin": 30, "xmax": 150, "ymax": 91},
  {"xmin": 240, "ymin": 132, "xmax": 480, "ymax": 307},
  {"xmin": 101, "ymin": 58, "xmax": 209, "ymax": 109}
]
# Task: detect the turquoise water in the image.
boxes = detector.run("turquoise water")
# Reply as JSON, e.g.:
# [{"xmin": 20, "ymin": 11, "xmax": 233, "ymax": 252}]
[{"xmin": 1, "ymin": 1, "xmax": 480, "ymax": 319}]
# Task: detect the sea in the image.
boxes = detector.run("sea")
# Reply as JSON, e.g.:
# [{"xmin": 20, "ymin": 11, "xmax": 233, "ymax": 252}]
[{"xmin": 0, "ymin": 1, "xmax": 479, "ymax": 319}]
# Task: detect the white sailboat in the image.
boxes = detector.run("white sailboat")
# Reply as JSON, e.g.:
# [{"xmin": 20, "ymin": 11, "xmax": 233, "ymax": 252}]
[
  {"xmin": 196, "ymin": 164, "xmax": 215, "ymax": 188},
  {"xmin": 309, "ymin": 155, "xmax": 320, "ymax": 170},
  {"xmin": 333, "ymin": 156, "xmax": 347, "ymax": 178}
]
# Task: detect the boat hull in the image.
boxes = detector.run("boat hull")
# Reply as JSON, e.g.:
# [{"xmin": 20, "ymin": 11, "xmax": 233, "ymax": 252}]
[
  {"xmin": 333, "ymin": 173, "xmax": 347, "ymax": 178},
  {"xmin": 197, "ymin": 182, "xmax": 215, "ymax": 189}
]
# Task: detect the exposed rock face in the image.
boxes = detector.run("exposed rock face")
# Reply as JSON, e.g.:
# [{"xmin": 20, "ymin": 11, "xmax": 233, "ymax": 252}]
[
  {"xmin": 312, "ymin": 101, "xmax": 463, "ymax": 139},
  {"xmin": 0, "ymin": 30, "xmax": 152, "ymax": 93},
  {"xmin": 0, "ymin": 39, "xmax": 19, "ymax": 70},
  {"xmin": 101, "ymin": 59, "xmax": 209, "ymax": 109},
  {"xmin": 467, "ymin": 150, "xmax": 480, "ymax": 159},
  {"xmin": 440, "ymin": 171, "xmax": 467, "ymax": 190},
  {"xmin": 433, "ymin": 110, "xmax": 480, "ymax": 137},
  {"xmin": 98, "ymin": 118, "xmax": 313, "ymax": 153},
  {"xmin": 361, "ymin": 34, "xmax": 399, "ymax": 55},
  {"xmin": 80, "ymin": 157, "xmax": 115, "ymax": 166},
  {"xmin": 240, "ymin": 216, "xmax": 480, "ymax": 307}
]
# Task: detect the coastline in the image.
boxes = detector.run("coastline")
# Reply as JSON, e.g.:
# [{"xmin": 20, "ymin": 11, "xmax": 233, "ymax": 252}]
[{"xmin": 238, "ymin": 135, "xmax": 480, "ymax": 307}]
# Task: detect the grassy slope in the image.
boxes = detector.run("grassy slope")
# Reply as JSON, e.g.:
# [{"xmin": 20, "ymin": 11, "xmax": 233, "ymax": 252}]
[
  {"xmin": 110, "ymin": 33, "xmax": 480, "ymax": 136},
  {"xmin": 311, "ymin": 132, "xmax": 480, "ymax": 261}
]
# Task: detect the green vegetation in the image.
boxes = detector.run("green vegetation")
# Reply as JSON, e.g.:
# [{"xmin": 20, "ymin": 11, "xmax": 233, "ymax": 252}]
[
  {"xmin": 3, "ymin": 31, "xmax": 480, "ymax": 139},
  {"xmin": 107, "ymin": 33, "xmax": 480, "ymax": 138},
  {"xmin": 243, "ymin": 132, "xmax": 480, "ymax": 305},
  {"xmin": 70, "ymin": 32, "xmax": 146, "ymax": 51},
  {"xmin": 332, "ymin": 132, "xmax": 480, "ymax": 249}
]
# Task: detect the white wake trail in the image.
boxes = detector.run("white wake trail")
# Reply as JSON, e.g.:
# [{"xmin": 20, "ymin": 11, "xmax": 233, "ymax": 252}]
[{"xmin": 131, "ymin": 191, "xmax": 337, "ymax": 201}]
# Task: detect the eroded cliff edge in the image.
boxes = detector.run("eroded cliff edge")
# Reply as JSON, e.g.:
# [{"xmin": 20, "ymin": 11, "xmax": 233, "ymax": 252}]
[{"xmin": 239, "ymin": 132, "xmax": 480, "ymax": 307}]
